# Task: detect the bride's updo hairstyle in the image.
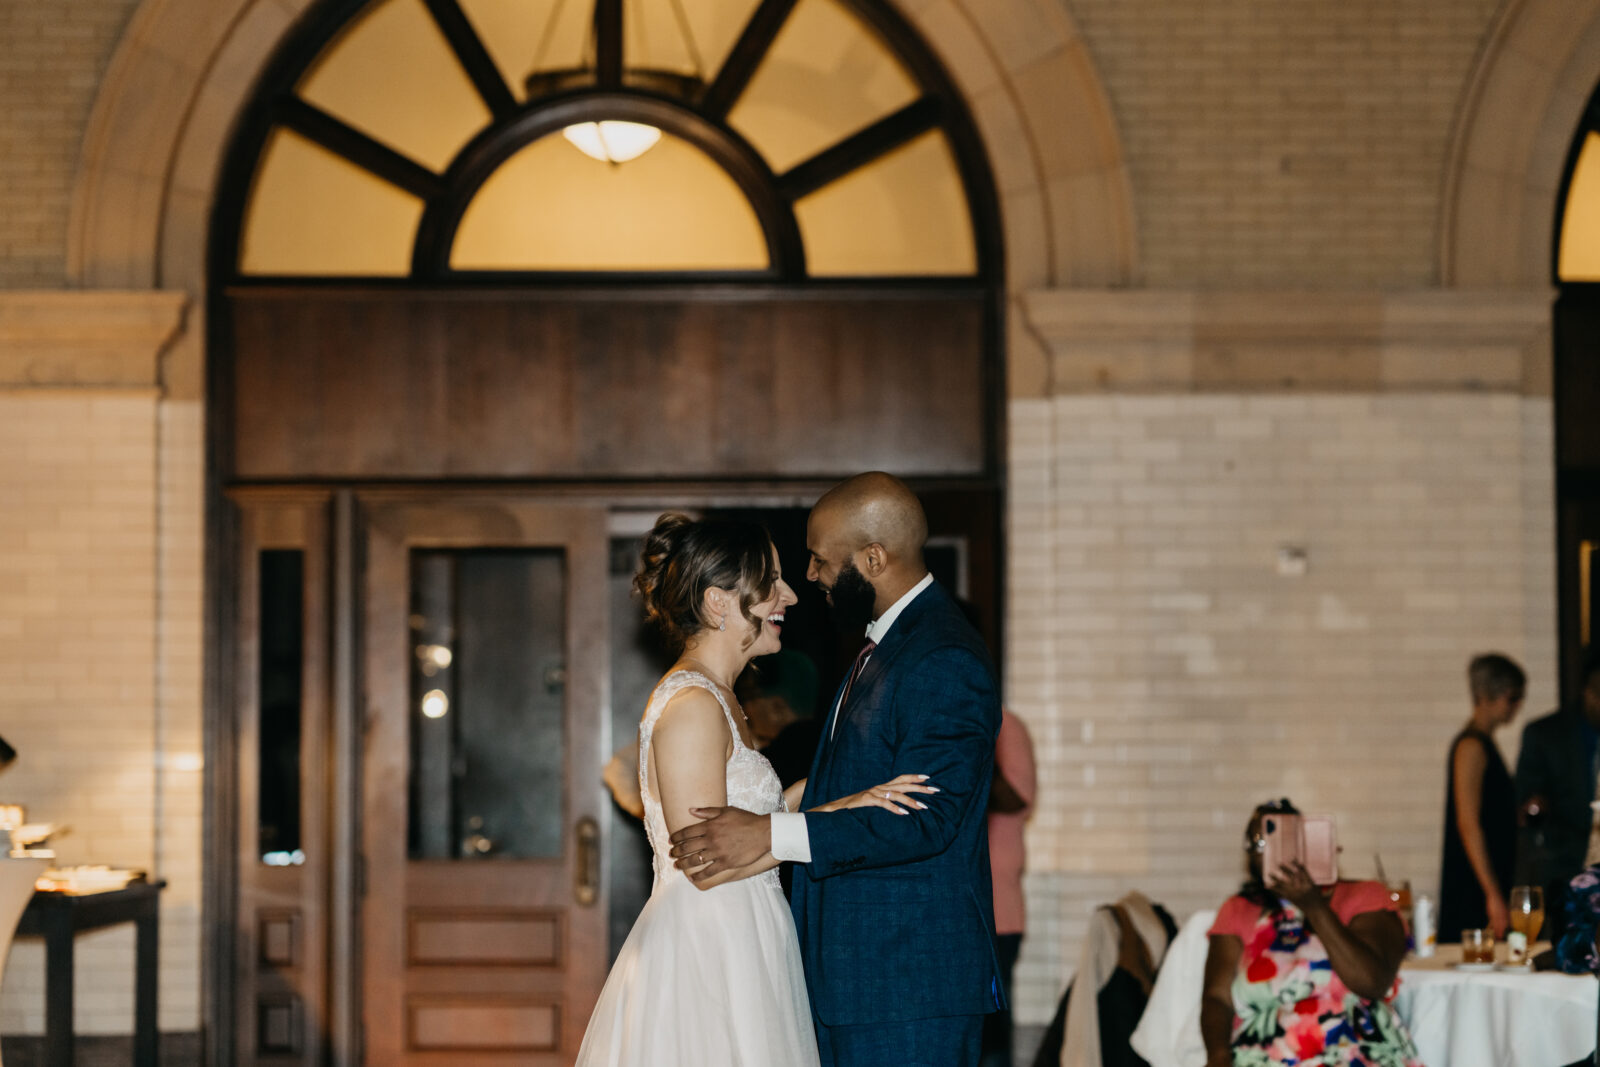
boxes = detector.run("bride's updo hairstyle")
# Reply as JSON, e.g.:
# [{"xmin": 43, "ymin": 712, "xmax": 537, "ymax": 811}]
[{"xmin": 634, "ymin": 513, "xmax": 778, "ymax": 650}]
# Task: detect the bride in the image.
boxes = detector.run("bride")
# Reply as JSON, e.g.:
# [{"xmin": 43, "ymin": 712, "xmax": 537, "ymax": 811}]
[{"xmin": 576, "ymin": 514, "xmax": 931, "ymax": 1066}]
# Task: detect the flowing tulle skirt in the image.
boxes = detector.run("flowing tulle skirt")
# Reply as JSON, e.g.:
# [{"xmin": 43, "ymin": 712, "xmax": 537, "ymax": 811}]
[{"xmin": 576, "ymin": 873, "xmax": 819, "ymax": 1067}]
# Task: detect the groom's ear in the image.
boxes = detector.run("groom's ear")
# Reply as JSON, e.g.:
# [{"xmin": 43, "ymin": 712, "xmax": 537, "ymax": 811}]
[{"xmin": 861, "ymin": 542, "xmax": 888, "ymax": 578}]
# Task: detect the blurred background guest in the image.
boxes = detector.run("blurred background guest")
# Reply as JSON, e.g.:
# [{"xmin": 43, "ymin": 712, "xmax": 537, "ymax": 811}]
[
  {"xmin": 734, "ymin": 648, "xmax": 820, "ymax": 789},
  {"xmin": 1201, "ymin": 800, "xmax": 1420, "ymax": 1067},
  {"xmin": 1439, "ymin": 652, "xmax": 1524, "ymax": 941},
  {"xmin": 1516, "ymin": 646, "xmax": 1600, "ymax": 930},
  {"xmin": 981, "ymin": 707, "xmax": 1036, "ymax": 1067}
]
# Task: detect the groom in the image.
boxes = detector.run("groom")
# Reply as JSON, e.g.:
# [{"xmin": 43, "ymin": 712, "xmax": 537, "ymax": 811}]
[{"xmin": 669, "ymin": 472, "xmax": 1004, "ymax": 1065}]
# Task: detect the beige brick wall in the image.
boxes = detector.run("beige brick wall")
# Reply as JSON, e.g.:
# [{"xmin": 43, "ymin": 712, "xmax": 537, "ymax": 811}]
[
  {"xmin": 1005, "ymin": 392, "xmax": 1558, "ymax": 1023},
  {"xmin": 0, "ymin": 389, "xmax": 202, "ymax": 1035},
  {"xmin": 1067, "ymin": 0, "xmax": 1503, "ymax": 287},
  {"xmin": 0, "ymin": 0, "xmax": 141, "ymax": 288}
]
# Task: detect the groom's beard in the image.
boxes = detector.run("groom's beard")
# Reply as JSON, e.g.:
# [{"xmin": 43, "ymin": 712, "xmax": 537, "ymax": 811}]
[{"xmin": 825, "ymin": 559, "xmax": 878, "ymax": 635}]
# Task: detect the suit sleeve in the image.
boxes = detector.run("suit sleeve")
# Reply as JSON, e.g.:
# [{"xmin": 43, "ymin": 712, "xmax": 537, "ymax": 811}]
[{"xmin": 801, "ymin": 644, "xmax": 999, "ymax": 879}]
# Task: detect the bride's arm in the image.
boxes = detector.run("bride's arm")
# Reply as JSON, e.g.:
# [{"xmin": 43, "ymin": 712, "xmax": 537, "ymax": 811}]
[
  {"xmin": 782, "ymin": 779, "xmax": 806, "ymax": 812},
  {"xmin": 653, "ymin": 689, "xmax": 779, "ymax": 891}
]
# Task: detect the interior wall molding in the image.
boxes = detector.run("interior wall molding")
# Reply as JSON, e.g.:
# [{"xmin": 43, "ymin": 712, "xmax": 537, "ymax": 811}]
[
  {"xmin": 1023, "ymin": 288, "xmax": 1554, "ymax": 395},
  {"xmin": 0, "ymin": 291, "xmax": 188, "ymax": 389}
]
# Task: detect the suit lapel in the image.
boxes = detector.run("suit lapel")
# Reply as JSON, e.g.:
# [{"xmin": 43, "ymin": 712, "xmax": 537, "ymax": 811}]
[{"xmin": 814, "ymin": 584, "xmax": 940, "ymax": 783}]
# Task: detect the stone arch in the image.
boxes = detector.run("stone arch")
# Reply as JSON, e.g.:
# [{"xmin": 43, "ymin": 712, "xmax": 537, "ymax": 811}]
[
  {"xmin": 1440, "ymin": 0, "xmax": 1600, "ymax": 287},
  {"xmin": 69, "ymin": 0, "xmax": 1136, "ymax": 397}
]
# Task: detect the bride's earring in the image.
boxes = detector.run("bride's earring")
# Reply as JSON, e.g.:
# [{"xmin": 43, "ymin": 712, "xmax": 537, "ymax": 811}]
[{"xmin": 719, "ymin": 616, "xmax": 726, "ymax": 631}]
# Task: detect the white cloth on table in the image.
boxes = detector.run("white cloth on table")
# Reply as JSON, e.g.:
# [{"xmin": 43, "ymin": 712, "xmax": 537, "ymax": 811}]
[
  {"xmin": 1129, "ymin": 906, "xmax": 1600, "ymax": 1067},
  {"xmin": 1394, "ymin": 963, "xmax": 1596, "ymax": 1067},
  {"xmin": 1128, "ymin": 908, "xmax": 1213, "ymax": 1067}
]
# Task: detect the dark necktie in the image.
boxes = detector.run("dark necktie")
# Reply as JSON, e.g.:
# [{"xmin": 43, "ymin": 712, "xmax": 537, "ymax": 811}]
[{"xmin": 831, "ymin": 639, "xmax": 876, "ymax": 740}]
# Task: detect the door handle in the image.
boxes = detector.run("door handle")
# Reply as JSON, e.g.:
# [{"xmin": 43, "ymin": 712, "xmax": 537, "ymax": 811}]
[{"xmin": 574, "ymin": 816, "xmax": 600, "ymax": 906}]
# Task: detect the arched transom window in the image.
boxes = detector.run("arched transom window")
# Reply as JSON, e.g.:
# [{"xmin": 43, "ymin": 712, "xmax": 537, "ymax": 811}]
[
  {"xmin": 1558, "ymin": 89, "xmax": 1600, "ymax": 282},
  {"xmin": 225, "ymin": 0, "xmax": 997, "ymax": 281}
]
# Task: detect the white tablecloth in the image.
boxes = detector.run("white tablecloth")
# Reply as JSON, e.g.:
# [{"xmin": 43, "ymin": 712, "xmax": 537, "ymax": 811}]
[
  {"xmin": 1130, "ymin": 911, "xmax": 1598, "ymax": 1067},
  {"xmin": 1396, "ymin": 949, "xmax": 1596, "ymax": 1067}
]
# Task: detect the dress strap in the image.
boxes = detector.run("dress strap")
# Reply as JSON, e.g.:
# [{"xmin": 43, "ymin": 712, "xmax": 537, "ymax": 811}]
[{"xmin": 643, "ymin": 670, "xmax": 745, "ymax": 748}]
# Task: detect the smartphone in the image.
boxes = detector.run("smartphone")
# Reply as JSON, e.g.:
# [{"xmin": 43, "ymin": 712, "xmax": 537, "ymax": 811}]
[{"xmin": 1262, "ymin": 812, "xmax": 1339, "ymax": 886}]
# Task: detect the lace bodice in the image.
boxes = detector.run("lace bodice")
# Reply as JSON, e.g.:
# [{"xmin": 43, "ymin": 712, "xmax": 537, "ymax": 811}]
[{"xmin": 638, "ymin": 670, "xmax": 785, "ymax": 890}]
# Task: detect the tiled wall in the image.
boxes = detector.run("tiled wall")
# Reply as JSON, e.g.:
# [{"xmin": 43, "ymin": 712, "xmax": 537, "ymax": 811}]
[
  {"xmin": 1005, "ymin": 392, "xmax": 1558, "ymax": 1023},
  {"xmin": 0, "ymin": 390, "xmax": 202, "ymax": 1035}
]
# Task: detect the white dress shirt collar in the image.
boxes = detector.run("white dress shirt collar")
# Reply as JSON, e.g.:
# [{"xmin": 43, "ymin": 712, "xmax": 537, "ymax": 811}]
[{"xmin": 865, "ymin": 573, "xmax": 933, "ymax": 646}]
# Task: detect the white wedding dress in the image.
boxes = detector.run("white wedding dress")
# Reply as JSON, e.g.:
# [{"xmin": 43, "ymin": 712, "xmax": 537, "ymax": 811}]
[{"xmin": 575, "ymin": 670, "xmax": 820, "ymax": 1066}]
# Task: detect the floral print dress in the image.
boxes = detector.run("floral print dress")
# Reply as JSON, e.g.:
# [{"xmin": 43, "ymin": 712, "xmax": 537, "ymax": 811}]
[{"xmin": 1210, "ymin": 883, "xmax": 1423, "ymax": 1067}]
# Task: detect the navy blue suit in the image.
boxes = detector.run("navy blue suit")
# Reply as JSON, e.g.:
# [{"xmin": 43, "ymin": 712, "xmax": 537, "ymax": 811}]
[{"xmin": 791, "ymin": 581, "xmax": 1003, "ymax": 1064}]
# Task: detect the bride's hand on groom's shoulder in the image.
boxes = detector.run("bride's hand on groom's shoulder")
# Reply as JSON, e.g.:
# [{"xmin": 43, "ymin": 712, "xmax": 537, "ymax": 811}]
[{"xmin": 812, "ymin": 773, "xmax": 938, "ymax": 816}]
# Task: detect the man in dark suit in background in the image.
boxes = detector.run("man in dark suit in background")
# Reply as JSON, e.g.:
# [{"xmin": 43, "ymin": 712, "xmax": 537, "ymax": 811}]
[
  {"xmin": 1515, "ymin": 648, "xmax": 1600, "ymax": 914},
  {"xmin": 669, "ymin": 472, "xmax": 1004, "ymax": 1066},
  {"xmin": 738, "ymin": 648, "xmax": 822, "ymax": 790}
]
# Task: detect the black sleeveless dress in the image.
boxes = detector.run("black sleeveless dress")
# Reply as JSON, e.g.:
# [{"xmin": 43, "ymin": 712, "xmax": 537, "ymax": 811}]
[{"xmin": 1438, "ymin": 726, "xmax": 1517, "ymax": 942}]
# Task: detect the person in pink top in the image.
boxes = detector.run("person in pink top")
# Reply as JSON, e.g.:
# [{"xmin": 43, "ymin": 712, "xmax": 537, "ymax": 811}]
[
  {"xmin": 980, "ymin": 708, "xmax": 1035, "ymax": 1067},
  {"xmin": 1201, "ymin": 799, "xmax": 1421, "ymax": 1067}
]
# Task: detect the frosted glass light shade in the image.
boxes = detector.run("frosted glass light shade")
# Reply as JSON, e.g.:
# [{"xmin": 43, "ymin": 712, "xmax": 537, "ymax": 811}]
[{"xmin": 562, "ymin": 121, "xmax": 663, "ymax": 164}]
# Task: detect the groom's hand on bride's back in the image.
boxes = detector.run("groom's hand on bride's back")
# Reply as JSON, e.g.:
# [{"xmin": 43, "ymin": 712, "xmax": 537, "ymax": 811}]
[{"xmin": 669, "ymin": 807, "xmax": 770, "ymax": 884}]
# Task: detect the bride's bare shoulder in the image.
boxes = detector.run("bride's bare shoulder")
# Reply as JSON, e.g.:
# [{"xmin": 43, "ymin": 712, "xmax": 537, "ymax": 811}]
[{"xmin": 648, "ymin": 680, "xmax": 725, "ymax": 734}]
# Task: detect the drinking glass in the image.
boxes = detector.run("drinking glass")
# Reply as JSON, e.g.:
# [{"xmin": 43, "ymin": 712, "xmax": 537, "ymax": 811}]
[
  {"xmin": 1460, "ymin": 927, "xmax": 1495, "ymax": 964},
  {"xmin": 1508, "ymin": 885, "xmax": 1545, "ymax": 964}
]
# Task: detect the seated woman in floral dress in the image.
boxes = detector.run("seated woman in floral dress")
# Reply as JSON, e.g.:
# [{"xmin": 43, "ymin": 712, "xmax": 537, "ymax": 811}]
[{"xmin": 1200, "ymin": 800, "xmax": 1422, "ymax": 1067}]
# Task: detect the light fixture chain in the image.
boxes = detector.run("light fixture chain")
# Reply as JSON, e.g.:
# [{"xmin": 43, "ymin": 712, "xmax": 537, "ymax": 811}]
[
  {"xmin": 631, "ymin": 0, "xmax": 651, "ymax": 72},
  {"xmin": 667, "ymin": 0, "xmax": 706, "ymax": 81},
  {"xmin": 532, "ymin": 0, "xmax": 572, "ymax": 74}
]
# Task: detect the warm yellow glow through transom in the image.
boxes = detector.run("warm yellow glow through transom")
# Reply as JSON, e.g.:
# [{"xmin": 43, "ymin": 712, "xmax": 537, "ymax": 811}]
[
  {"xmin": 451, "ymin": 132, "xmax": 769, "ymax": 271},
  {"xmin": 730, "ymin": 0, "xmax": 921, "ymax": 175},
  {"xmin": 796, "ymin": 130, "xmax": 975, "ymax": 276},
  {"xmin": 298, "ymin": 0, "xmax": 490, "ymax": 173},
  {"xmin": 242, "ymin": 0, "xmax": 981, "ymax": 278},
  {"xmin": 1560, "ymin": 133, "xmax": 1600, "ymax": 282},
  {"xmin": 242, "ymin": 128, "xmax": 424, "ymax": 276}
]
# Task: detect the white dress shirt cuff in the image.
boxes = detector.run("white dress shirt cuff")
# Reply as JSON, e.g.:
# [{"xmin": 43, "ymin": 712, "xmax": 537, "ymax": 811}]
[{"xmin": 770, "ymin": 812, "xmax": 812, "ymax": 864}]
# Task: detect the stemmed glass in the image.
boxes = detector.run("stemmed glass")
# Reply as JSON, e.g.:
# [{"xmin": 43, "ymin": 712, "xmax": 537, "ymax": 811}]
[{"xmin": 1508, "ymin": 885, "xmax": 1545, "ymax": 965}]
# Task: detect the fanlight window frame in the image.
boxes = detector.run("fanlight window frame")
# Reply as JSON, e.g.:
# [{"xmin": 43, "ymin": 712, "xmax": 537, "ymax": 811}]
[{"xmin": 214, "ymin": 0, "xmax": 1003, "ymax": 285}]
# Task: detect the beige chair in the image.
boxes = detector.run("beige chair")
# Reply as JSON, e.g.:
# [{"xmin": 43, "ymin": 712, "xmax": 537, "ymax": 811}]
[{"xmin": 0, "ymin": 857, "xmax": 47, "ymax": 1067}]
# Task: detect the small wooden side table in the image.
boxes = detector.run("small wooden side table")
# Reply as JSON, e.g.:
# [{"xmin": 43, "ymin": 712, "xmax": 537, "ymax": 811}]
[{"xmin": 16, "ymin": 881, "xmax": 165, "ymax": 1067}]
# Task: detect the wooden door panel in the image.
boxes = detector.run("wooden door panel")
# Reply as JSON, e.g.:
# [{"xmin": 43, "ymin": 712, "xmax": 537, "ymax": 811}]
[{"xmin": 361, "ymin": 498, "xmax": 609, "ymax": 1065}]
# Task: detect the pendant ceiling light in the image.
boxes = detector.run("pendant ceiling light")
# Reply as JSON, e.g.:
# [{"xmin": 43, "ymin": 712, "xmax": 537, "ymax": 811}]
[
  {"xmin": 528, "ymin": 0, "xmax": 706, "ymax": 166},
  {"xmin": 562, "ymin": 120, "xmax": 663, "ymax": 164}
]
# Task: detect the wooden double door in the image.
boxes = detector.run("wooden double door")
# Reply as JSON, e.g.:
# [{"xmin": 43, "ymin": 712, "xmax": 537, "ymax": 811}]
[
  {"xmin": 230, "ymin": 492, "xmax": 610, "ymax": 1065},
  {"xmin": 224, "ymin": 486, "xmax": 1000, "ymax": 1064}
]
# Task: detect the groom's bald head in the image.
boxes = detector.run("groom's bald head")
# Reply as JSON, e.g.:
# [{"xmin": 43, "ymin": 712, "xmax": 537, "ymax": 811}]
[
  {"xmin": 812, "ymin": 472, "xmax": 927, "ymax": 565},
  {"xmin": 806, "ymin": 473, "xmax": 929, "ymax": 622}
]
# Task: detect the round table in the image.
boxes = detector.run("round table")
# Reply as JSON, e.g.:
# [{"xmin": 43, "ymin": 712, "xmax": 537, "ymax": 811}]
[
  {"xmin": 1130, "ymin": 912, "xmax": 1599, "ymax": 1067},
  {"xmin": 1395, "ymin": 945, "xmax": 1596, "ymax": 1067}
]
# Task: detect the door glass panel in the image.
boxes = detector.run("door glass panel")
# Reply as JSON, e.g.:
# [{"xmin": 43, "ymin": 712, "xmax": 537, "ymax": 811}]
[
  {"xmin": 409, "ymin": 549, "xmax": 567, "ymax": 860},
  {"xmin": 259, "ymin": 550, "xmax": 304, "ymax": 864}
]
